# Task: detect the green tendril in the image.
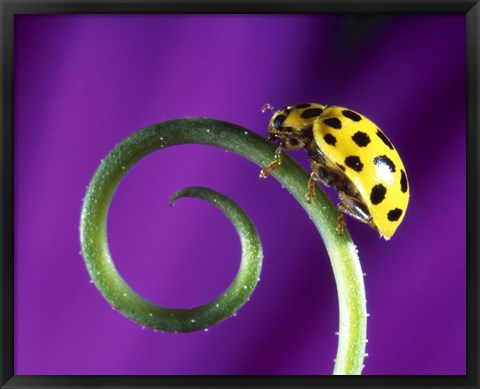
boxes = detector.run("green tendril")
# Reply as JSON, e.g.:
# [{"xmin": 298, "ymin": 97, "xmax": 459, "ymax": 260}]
[{"xmin": 80, "ymin": 118, "xmax": 367, "ymax": 374}]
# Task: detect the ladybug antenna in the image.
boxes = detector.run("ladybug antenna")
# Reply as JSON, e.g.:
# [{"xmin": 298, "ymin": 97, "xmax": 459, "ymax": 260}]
[{"xmin": 261, "ymin": 103, "xmax": 275, "ymax": 113}]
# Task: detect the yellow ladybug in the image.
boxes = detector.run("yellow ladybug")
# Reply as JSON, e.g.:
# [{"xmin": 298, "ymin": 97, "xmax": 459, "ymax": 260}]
[{"xmin": 260, "ymin": 103, "xmax": 409, "ymax": 240}]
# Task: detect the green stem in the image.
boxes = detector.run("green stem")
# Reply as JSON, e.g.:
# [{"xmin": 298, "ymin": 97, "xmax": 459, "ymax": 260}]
[{"xmin": 80, "ymin": 118, "xmax": 367, "ymax": 374}]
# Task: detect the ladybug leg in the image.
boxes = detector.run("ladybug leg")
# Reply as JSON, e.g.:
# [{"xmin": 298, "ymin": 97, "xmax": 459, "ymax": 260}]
[
  {"xmin": 259, "ymin": 146, "xmax": 283, "ymax": 179},
  {"xmin": 310, "ymin": 160, "xmax": 338, "ymax": 187},
  {"xmin": 336, "ymin": 211, "xmax": 347, "ymax": 235},
  {"xmin": 337, "ymin": 190, "xmax": 374, "ymax": 234},
  {"xmin": 306, "ymin": 171, "xmax": 319, "ymax": 203},
  {"xmin": 306, "ymin": 160, "xmax": 338, "ymax": 202}
]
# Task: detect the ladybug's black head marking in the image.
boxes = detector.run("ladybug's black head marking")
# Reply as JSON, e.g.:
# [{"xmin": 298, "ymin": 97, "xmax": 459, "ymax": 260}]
[{"xmin": 273, "ymin": 114, "xmax": 286, "ymax": 130}]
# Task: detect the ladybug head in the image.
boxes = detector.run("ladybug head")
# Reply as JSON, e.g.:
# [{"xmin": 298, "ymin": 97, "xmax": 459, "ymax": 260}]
[{"xmin": 266, "ymin": 106, "xmax": 311, "ymax": 151}]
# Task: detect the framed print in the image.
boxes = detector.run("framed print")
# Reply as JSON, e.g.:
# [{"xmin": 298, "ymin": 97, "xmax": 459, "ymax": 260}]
[{"xmin": 1, "ymin": 1, "xmax": 479, "ymax": 388}]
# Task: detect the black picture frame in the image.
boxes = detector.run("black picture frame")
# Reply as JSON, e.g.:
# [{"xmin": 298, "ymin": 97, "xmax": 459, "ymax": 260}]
[{"xmin": 1, "ymin": 1, "xmax": 478, "ymax": 388}]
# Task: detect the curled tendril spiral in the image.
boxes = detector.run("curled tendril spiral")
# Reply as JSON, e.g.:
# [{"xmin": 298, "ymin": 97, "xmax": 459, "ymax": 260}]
[{"xmin": 80, "ymin": 118, "xmax": 367, "ymax": 375}]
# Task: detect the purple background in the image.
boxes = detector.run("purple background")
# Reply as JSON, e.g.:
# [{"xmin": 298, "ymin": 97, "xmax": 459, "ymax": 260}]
[{"xmin": 14, "ymin": 14, "xmax": 466, "ymax": 375}]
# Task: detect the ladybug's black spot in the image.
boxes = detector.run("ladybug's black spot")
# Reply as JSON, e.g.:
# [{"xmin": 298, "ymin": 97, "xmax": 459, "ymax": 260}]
[
  {"xmin": 323, "ymin": 117, "xmax": 342, "ymax": 129},
  {"xmin": 387, "ymin": 208, "xmax": 403, "ymax": 222},
  {"xmin": 323, "ymin": 133, "xmax": 337, "ymax": 146},
  {"xmin": 289, "ymin": 138, "xmax": 300, "ymax": 146},
  {"xmin": 370, "ymin": 184, "xmax": 387, "ymax": 205},
  {"xmin": 336, "ymin": 163, "xmax": 346, "ymax": 172},
  {"xmin": 301, "ymin": 108, "xmax": 323, "ymax": 119},
  {"xmin": 374, "ymin": 155, "xmax": 396, "ymax": 173},
  {"xmin": 273, "ymin": 115, "xmax": 286, "ymax": 129},
  {"xmin": 376, "ymin": 129, "xmax": 394, "ymax": 150},
  {"xmin": 342, "ymin": 110, "xmax": 362, "ymax": 122},
  {"xmin": 400, "ymin": 169, "xmax": 408, "ymax": 193},
  {"xmin": 345, "ymin": 156, "xmax": 363, "ymax": 172},
  {"xmin": 352, "ymin": 131, "xmax": 371, "ymax": 147},
  {"xmin": 294, "ymin": 103, "xmax": 311, "ymax": 109}
]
